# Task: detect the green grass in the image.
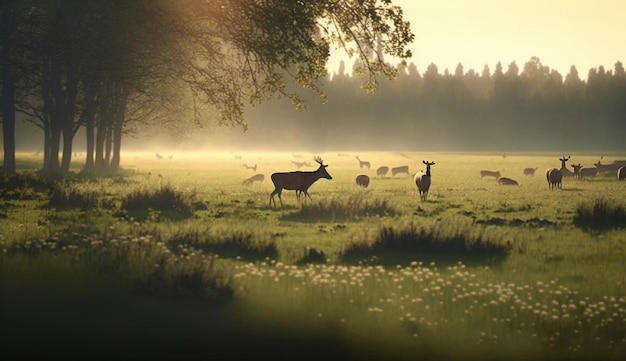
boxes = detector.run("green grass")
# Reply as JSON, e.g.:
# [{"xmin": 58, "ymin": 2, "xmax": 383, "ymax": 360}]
[{"xmin": 1, "ymin": 150, "xmax": 626, "ymax": 360}]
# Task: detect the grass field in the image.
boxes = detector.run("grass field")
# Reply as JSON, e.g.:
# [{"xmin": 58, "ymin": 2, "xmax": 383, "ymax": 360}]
[{"xmin": 1, "ymin": 150, "xmax": 625, "ymax": 360}]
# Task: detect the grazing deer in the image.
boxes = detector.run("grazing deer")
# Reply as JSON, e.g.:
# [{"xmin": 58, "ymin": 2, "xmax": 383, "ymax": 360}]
[
  {"xmin": 376, "ymin": 166, "xmax": 389, "ymax": 177},
  {"xmin": 155, "ymin": 153, "xmax": 164, "ymax": 160},
  {"xmin": 523, "ymin": 167, "xmax": 538, "ymax": 176},
  {"xmin": 392, "ymin": 165, "xmax": 410, "ymax": 177},
  {"xmin": 355, "ymin": 155, "xmax": 371, "ymax": 169},
  {"xmin": 269, "ymin": 157, "xmax": 332, "ymax": 207},
  {"xmin": 355, "ymin": 174, "xmax": 370, "ymax": 188},
  {"xmin": 480, "ymin": 170, "xmax": 500, "ymax": 179},
  {"xmin": 497, "ymin": 177, "xmax": 519, "ymax": 186},
  {"xmin": 242, "ymin": 174, "xmax": 265, "ymax": 185},
  {"xmin": 243, "ymin": 163, "xmax": 257, "ymax": 172}
]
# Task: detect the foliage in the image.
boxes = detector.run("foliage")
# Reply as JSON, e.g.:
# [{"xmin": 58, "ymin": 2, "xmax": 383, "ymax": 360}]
[
  {"xmin": 339, "ymin": 220, "xmax": 512, "ymax": 265},
  {"xmin": 0, "ymin": 171, "xmax": 54, "ymax": 200},
  {"xmin": 166, "ymin": 228, "xmax": 279, "ymax": 262},
  {"xmin": 47, "ymin": 182, "xmax": 108, "ymax": 210},
  {"xmin": 573, "ymin": 197, "xmax": 626, "ymax": 230},
  {"xmin": 120, "ymin": 183, "xmax": 195, "ymax": 220},
  {"xmin": 3, "ymin": 234, "xmax": 234, "ymax": 303},
  {"xmin": 235, "ymin": 57, "xmax": 626, "ymax": 152},
  {"xmin": 2, "ymin": 0, "xmax": 414, "ymax": 174}
]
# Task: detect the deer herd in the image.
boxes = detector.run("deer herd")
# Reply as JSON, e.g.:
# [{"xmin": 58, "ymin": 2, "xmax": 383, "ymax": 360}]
[{"xmin": 237, "ymin": 153, "xmax": 626, "ymax": 207}]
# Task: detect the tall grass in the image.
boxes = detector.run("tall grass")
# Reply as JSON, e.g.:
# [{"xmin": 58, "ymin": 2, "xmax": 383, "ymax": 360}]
[
  {"xmin": 3, "ymin": 152, "xmax": 626, "ymax": 360},
  {"xmin": 233, "ymin": 259, "xmax": 626, "ymax": 361},
  {"xmin": 574, "ymin": 197, "xmax": 626, "ymax": 230},
  {"xmin": 285, "ymin": 193, "xmax": 397, "ymax": 221},
  {"xmin": 339, "ymin": 218, "xmax": 512, "ymax": 265},
  {"xmin": 2, "ymin": 234, "xmax": 234, "ymax": 302},
  {"xmin": 120, "ymin": 183, "xmax": 196, "ymax": 220}
]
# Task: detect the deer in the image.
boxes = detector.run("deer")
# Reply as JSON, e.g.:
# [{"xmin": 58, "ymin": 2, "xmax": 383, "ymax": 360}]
[
  {"xmin": 242, "ymin": 174, "xmax": 265, "ymax": 185},
  {"xmin": 523, "ymin": 167, "xmax": 538, "ymax": 176},
  {"xmin": 559, "ymin": 156, "xmax": 574, "ymax": 178},
  {"xmin": 269, "ymin": 157, "xmax": 332, "ymax": 207},
  {"xmin": 480, "ymin": 170, "xmax": 501, "ymax": 179},
  {"xmin": 376, "ymin": 166, "xmax": 389, "ymax": 177},
  {"xmin": 546, "ymin": 168, "xmax": 563, "ymax": 190},
  {"xmin": 355, "ymin": 174, "xmax": 370, "ymax": 188},
  {"xmin": 291, "ymin": 160, "xmax": 312, "ymax": 169},
  {"xmin": 243, "ymin": 163, "xmax": 257, "ymax": 172},
  {"xmin": 497, "ymin": 177, "xmax": 519, "ymax": 186},
  {"xmin": 414, "ymin": 161, "xmax": 435, "ymax": 201},
  {"xmin": 391, "ymin": 165, "xmax": 410, "ymax": 177},
  {"xmin": 355, "ymin": 155, "xmax": 371, "ymax": 169}
]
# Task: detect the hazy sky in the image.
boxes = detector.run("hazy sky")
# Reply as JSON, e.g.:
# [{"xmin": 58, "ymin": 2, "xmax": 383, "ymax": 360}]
[{"xmin": 330, "ymin": 0, "xmax": 625, "ymax": 79}]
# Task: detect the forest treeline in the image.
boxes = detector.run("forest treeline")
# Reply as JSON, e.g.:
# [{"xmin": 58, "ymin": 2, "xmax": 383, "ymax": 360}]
[{"xmin": 237, "ymin": 56, "xmax": 626, "ymax": 152}]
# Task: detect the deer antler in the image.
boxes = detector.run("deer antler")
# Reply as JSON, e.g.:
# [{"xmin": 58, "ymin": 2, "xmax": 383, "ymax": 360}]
[{"xmin": 314, "ymin": 156, "xmax": 324, "ymax": 165}]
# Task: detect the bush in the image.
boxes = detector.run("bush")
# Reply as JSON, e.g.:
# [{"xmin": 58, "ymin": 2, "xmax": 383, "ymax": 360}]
[
  {"xmin": 121, "ymin": 184, "xmax": 195, "ymax": 220},
  {"xmin": 340, "ymin": 220, "xmax": 512, "ymax": 264},
  {"xmin": 167, "ymin": 229, "xmax": 279, "ymax": 261},
  {"xmin": 47, "ymin": 183, "xmax": 103, "ymax": 210},
  {"xmin": 574, "ymin": 197, "xmax": 626, "ymax": 231}
]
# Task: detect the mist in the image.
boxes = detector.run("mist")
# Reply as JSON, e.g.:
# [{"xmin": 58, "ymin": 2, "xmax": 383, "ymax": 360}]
[{"xmin": 5, "ymin": 57, "xmax": 626, "ymax": 157}]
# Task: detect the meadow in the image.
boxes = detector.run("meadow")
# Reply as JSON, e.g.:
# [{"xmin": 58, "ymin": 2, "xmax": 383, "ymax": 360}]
[{"xmin": 1, "ymin": 150, "xmax": 626, "ymax": 360}]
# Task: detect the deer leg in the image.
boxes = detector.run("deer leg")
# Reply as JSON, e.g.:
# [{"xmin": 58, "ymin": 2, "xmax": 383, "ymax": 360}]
[
  {"xmin": 270, "ymin": 188, "xmax": 280, "ymax": 207},
  {"xmin": 277, "ymin": 189, "xmax": 283, "ymax": 206}
]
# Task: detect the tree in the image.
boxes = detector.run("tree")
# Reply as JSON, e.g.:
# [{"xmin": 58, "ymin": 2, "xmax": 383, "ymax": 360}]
[{"xmin": 2, "ymin": 0, "xmax": 415, "ymax": 174}]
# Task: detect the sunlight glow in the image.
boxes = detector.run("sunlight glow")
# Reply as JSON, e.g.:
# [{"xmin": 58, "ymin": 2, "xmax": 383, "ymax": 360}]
[{"xmin": 329, "ymin": 0, "xmax": 626, "ymax": 79}]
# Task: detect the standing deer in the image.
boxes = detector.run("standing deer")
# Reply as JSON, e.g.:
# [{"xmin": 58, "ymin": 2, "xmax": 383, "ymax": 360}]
[
  {"xmin": 414, "ymin": 161, "xmax": 435, "ymax": 201},
  {"xmin": 546, "ymin": 168, "xmax": 563, "ymax": 190},
  {"xmin": 355, "ymin": 155, "xmax": 371, "ymax": 169},
  {"xmin": 269, "ymin": 157, "xmax": 332, "ymax": 207},
  {"xmin": 559, "ymin": 156, "xmax": 574, "ymax": 178}
]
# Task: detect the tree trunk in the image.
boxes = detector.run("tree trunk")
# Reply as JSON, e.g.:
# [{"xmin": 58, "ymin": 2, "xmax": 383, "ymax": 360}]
[
  {"xmin": 1, "ymin": 74, "xmax": 16, "ymax": 175},
  {"xmin": 95, "ymin": 122, "xmax": 106, "ymax": 169},
  {"xmin": 84, "ymin": 113, "xmax": 95, "ymax": 172},
  {"xmin": 82, "ymin": 81, "xmax": 98, "ymax": 172},
  {"xmin": 110, "ymin": 83, "xmax": 129, "ymax": 169},
  {"xmin": 1, "ymin": 7, "xmax": 16, "ymax": 175},
  {"xmin": 60, "ymin": 65, "xmax": 78, "ymax": 174}
]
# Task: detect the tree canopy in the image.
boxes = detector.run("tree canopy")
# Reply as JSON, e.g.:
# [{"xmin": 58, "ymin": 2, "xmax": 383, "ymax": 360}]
[{"xmin": 1, "ymin": 0, "xmax": 414, "ymax": 174}]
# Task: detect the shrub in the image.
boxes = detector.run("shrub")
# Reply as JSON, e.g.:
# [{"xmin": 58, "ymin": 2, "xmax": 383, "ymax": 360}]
[
  {"xmin": 574, "ymin": 197, "xmax": 626, "ymax": 231},
  {"xmin": 167, "ymin": 229, "xmax": 279, "ymax": 261},
  {"xmin": 340, "ymin": 220, "xmax": 512, "ymax": 264},
  {"xmin": 47, "ymin": 183, "xmax": 103, "ymax": 210},
  {"xmin": 0, "ymin": 171, "xmax": 51, "ymax": 200},
  {"xmin": 121, "ymin": 184, "xmax": 194, "ymax": 220}
]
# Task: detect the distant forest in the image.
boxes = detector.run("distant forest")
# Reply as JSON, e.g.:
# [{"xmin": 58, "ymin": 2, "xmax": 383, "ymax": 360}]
[
  {"xmin": 10, "ymin": 57, "xmax": 626, "ymax": 153},
  {"xmin": 228, "ymin": 56, "xmax": 626, "ymax": 152}
]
